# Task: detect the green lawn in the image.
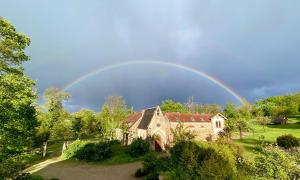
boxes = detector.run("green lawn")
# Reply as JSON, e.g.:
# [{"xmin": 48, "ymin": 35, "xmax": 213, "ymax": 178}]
[{"xmin": 234, "ymin": 116, "xmax": 300, "ymax": 156}]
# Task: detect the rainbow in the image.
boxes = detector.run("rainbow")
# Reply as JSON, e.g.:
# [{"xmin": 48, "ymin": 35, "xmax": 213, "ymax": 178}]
[{"xmin": 63, "ymin": 60, "xmax": 246, "ymax": 105}]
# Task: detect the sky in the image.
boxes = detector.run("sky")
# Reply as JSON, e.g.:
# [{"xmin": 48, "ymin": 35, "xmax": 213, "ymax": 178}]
[{"xmin": 1, "ymin": 0, "xmax": 300, "ymax": 111}]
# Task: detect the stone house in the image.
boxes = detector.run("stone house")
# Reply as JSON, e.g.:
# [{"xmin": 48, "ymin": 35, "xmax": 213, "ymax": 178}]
[{"xmin": 123, "ymin": 106, "xmax": 227, "ymax": 150}]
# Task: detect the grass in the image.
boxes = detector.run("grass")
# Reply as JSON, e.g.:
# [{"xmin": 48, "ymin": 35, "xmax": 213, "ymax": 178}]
[
  {"xmin": 234, "ymin": 117, "xmax": 300, "ymax": 156},
  {"xmin": 99, "ymin": 143, "xmax": 146, "ymax": 165},
  {"xmin": 62, "ymin": 140, "xmax": 158, "ymax": 165}
]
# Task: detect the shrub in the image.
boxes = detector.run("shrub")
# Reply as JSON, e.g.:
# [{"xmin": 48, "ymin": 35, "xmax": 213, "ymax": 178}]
[
  {"xmin": 169, "ymin": 141, "xmax": 244, "ymax": 180},
  {"xmin": 135, "ymin": 168, "xmax": 147, "ymax": 178},
  {"xmin": 63, "ymin": 140, "xmax": 112, "ymax": 161},
  {"xmin": 129, "ymin": 138, "xmax": 150, "ymax": 157},
  {"xmin": 0, "ymin": 156, "xmax": 25, "ymax": 179},
  {"xmin": 277, "ymin": 134, "xmax": 299, "ymax": 148},
  {"xmin": 143, "ymin": 172, "xmax": 159, "ymax": 180},
  {"xmin": 169, "ymin": 141, "xmax": 205, "ymax": 179},
  {"xmin": 14, "ymin": 173, "xmax": 44, "ymax": 180},
  {"xmin": 75, "ymin": 142, "xmax": 112, "ymax": 161},
  {"xmin": 249, "ymin": 146, "xmax": 299, "ymax": 179},
  {"xmin": 62, "ymin": 140, "xmax": 87, "ymax": 159},
  {"xmin": 135, "ymin": 152, "xmax": 166, "ymax": 178}
]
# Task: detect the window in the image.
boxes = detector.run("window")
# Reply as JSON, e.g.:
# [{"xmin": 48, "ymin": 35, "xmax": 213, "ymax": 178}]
[
  {"xmin": 216, "ymin": 121, "xmax": 221, "ymax": 128},
  {"xmin": 157, "ymin": 109, "xmax": 160, "ymax": 116}
]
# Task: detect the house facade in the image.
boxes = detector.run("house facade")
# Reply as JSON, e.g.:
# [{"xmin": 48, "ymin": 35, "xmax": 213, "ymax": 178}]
[{"xmin": 124, "ymin": 106, "xmax": 226, "ymax": 150}]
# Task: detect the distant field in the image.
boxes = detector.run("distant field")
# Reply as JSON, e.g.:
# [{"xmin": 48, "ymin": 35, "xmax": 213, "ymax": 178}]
[{"xmin": 234, "ymin": 116, "xmax": 300, "ymax": 156}]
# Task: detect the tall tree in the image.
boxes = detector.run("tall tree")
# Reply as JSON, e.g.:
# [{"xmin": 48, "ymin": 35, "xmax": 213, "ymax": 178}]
[
  {"xmin": 223, "ymin": 102, "xmax": 239, "ymax": 119},
  {"xmin": 71, "ymin": 109, "xmax": 97, "ymax": 138},
  {"xmin": 43, "ymin": 87, "xmax": 70, "ymax": 128},
  {"xmin": 97, "ymin": 96, "xmax": 130, "ymax": 140},
  {"xmin": 0, "ymin": 17, "xmax": 37, "ymax": 159},
  {"xmin": 223, "ymin": 102, "xmax": 253, "ymax": 139}
]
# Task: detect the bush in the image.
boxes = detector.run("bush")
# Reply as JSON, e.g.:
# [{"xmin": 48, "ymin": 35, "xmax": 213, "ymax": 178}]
[
  {"xmin": 129, "ymin": 138, "xmax": 150, "ymax": 157},
  {"xmin": 75, "ymin": 142, "xmax": 112, "ymax": 161},
  {"xmin": 249, "ymin": 146, "xmax": 299, "ymax": 179},
  {"xmin": 62, "ymin": 140, "xmax": 87, "ymax": 159},
  {"xmin": 135, "ymin": 152, "xmax": 166, "ymax": 178},
  {"xmin": 14, "ymin": 173, "xmax": 44, "ymax": 180},
  {"xmin": 63, "ymin": 140, "xmax": 112, "ymax": 161},
  {"xmin": 169, "ymin": 141, "xmax": 243, "ymax": 180},
  {"xmin": 0, "ymin": 156, "xmax": 25, "ymax": 179},
  {"xmin": 277, "ymin": 134, "xmax": 299, "ymax": 148},
  {"xmin": 143, "ymin": 172, "xmax": 159, "ymax": 180},
  {"xmin": 135, "ymin": 168, "xmax": 147, "ymax": 178}
]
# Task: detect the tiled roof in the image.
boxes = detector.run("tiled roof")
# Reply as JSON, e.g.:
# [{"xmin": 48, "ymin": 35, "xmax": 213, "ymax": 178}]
[
  {"xmin": 165, "ymin": 112, "xmax": 213, "ymax": 122},
  {"xmin": 126, "ymin": 112, "xmax": 142, "ymax": 123}
]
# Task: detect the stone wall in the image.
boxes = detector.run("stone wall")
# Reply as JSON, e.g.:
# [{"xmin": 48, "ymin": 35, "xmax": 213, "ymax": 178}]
[{"xmin": 170, "ymin": 122, "xmax": 213, "ymax": 141}]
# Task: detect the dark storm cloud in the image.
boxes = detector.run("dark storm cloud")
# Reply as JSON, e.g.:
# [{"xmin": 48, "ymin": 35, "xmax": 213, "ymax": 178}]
[{"xmin": 1, "ymin": 0, "xmax": 300, "ymax": 111}]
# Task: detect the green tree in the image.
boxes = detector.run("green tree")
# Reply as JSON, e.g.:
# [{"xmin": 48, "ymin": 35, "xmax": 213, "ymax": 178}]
[
  {"xmin": 43, "ymin": 87, "xmax": 70, "ymax": 128},
  {"xmin": 160, "ymin": 99, "xmax": 187, "ymax": 113},
  {"xmin": 97, "ymin": 96, "xmax": 130, "ymax": 140},
  {"xmin": 37, "ymin": 88, "xmax": 71, "ymax": 156},
  {"xmin": 0, "ymin": 17, "xmax": 30, "ymax": 75},
  {"xmin": 223, "ymin": 103, "xmax": 253, "ymax": 139},
  {"xmin": 51, "ymin": 113, "xmax": 74, "ymax": 141},
  {"xmin": 223, "ymin": 102, "xmax": 239, "ymax": 118},
  {"xmin": 71, "ymin": 109, "xmax": 97, "ymax": 138},
  {"xmin": 0, "ymin": 17, "xmax": 37, "ymax": 159}
]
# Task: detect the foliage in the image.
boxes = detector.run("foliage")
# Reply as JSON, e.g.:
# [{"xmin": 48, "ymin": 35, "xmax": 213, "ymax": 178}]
[
  {"xmin": 255, "ymin": 92, "xmax": 300, "ymax": 118},
  {"xmin": 143, "ymin": 172, "xmax": 159, "ymax": 180},
  {"xmin": 71, "ymin": 109, "xmax": 97, "ymax": 138},
  {"xmin": 0, "ymin": 74, "xmax": 37, "ymax": 156},
  {"xmin": 223, "ymin": 103, "xmax": 254, "ymax": 139},
  {"xmin": 75, "ymin": 142, "xmax": 112, "ymax": 161},
  {"xmin": 14, "ymin": 173, "xmax": 44, "ymax": 180},
  {"xmin": 129, "ymin": 138, "xmax": 150, "ymax": 157},
  {"xmin": 0, "ymin": 17, "xmax": 37, "ymax": 161},
  {"xmin": 43, "ymin": 87, "xmax": 70, "ymax": 128},
  {"xmin": 135, "ymin": 168, "xmax": 147, "ymax": 177},
  {"xmin": 63, "ymin": 140, "xmax": 112, "ymax": 161},
  {"xmin": 223, "ymin": 102, "xmax": 239, "ymax": 118},
  {"xmin": 248, "ymin": 146, "xmax": 299, "ymax": 179},
  {"xmin": 97, "ymin": 96, "xmax": 130, "ymax": 139},
  {"xmin": 256, "ymin": 116, "xmax": 271, "ymax": 131},
  {"xmin": 0, "ymin": 16, "xmax": 31, "ymax": 74},
  {"xmin": 276, "ymin": 134, "xmax": 299, "ymax": 148},
  {"xmin": 135, "ymin": 152, "xmax": 168, "ymax": 179},
  {"xmin": 33, "ymin": 126, "xmax": 50, "ymax": 148},
  {"xmin": 62, "ymin": 140, "xmax": 88, "ymax": 159},
  {"xmin": 50, "ymin": 116, "xmax": 74, "ymax": 141},
  {"xmin": 135, "ymin": 153, "xmax": 158, "ymax": 178},
  {"xmin": 0, "ymin": 156, "xmax": 24, "ymax": 179},
  {"xmin": 169, "ymin": 141, "xmax": 245, "ymax": 180},
  {"xmin": 171, "ymin": 122, "xmax": 195, "ymax": 143},
  {"xmin": 160, "ymin": 99, "xmax": 187, "ymax": 113}
]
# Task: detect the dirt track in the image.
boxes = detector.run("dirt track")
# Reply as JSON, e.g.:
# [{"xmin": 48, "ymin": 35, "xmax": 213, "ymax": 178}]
[{"xmin": 35, "ymin": 160, "xmax": 142, "ymax": 180}]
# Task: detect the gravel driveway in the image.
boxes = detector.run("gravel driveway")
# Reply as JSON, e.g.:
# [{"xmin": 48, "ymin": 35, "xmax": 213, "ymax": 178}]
[{"xmin": 35, "ymin": 160, "xmax": 142, "ymax": 180}]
